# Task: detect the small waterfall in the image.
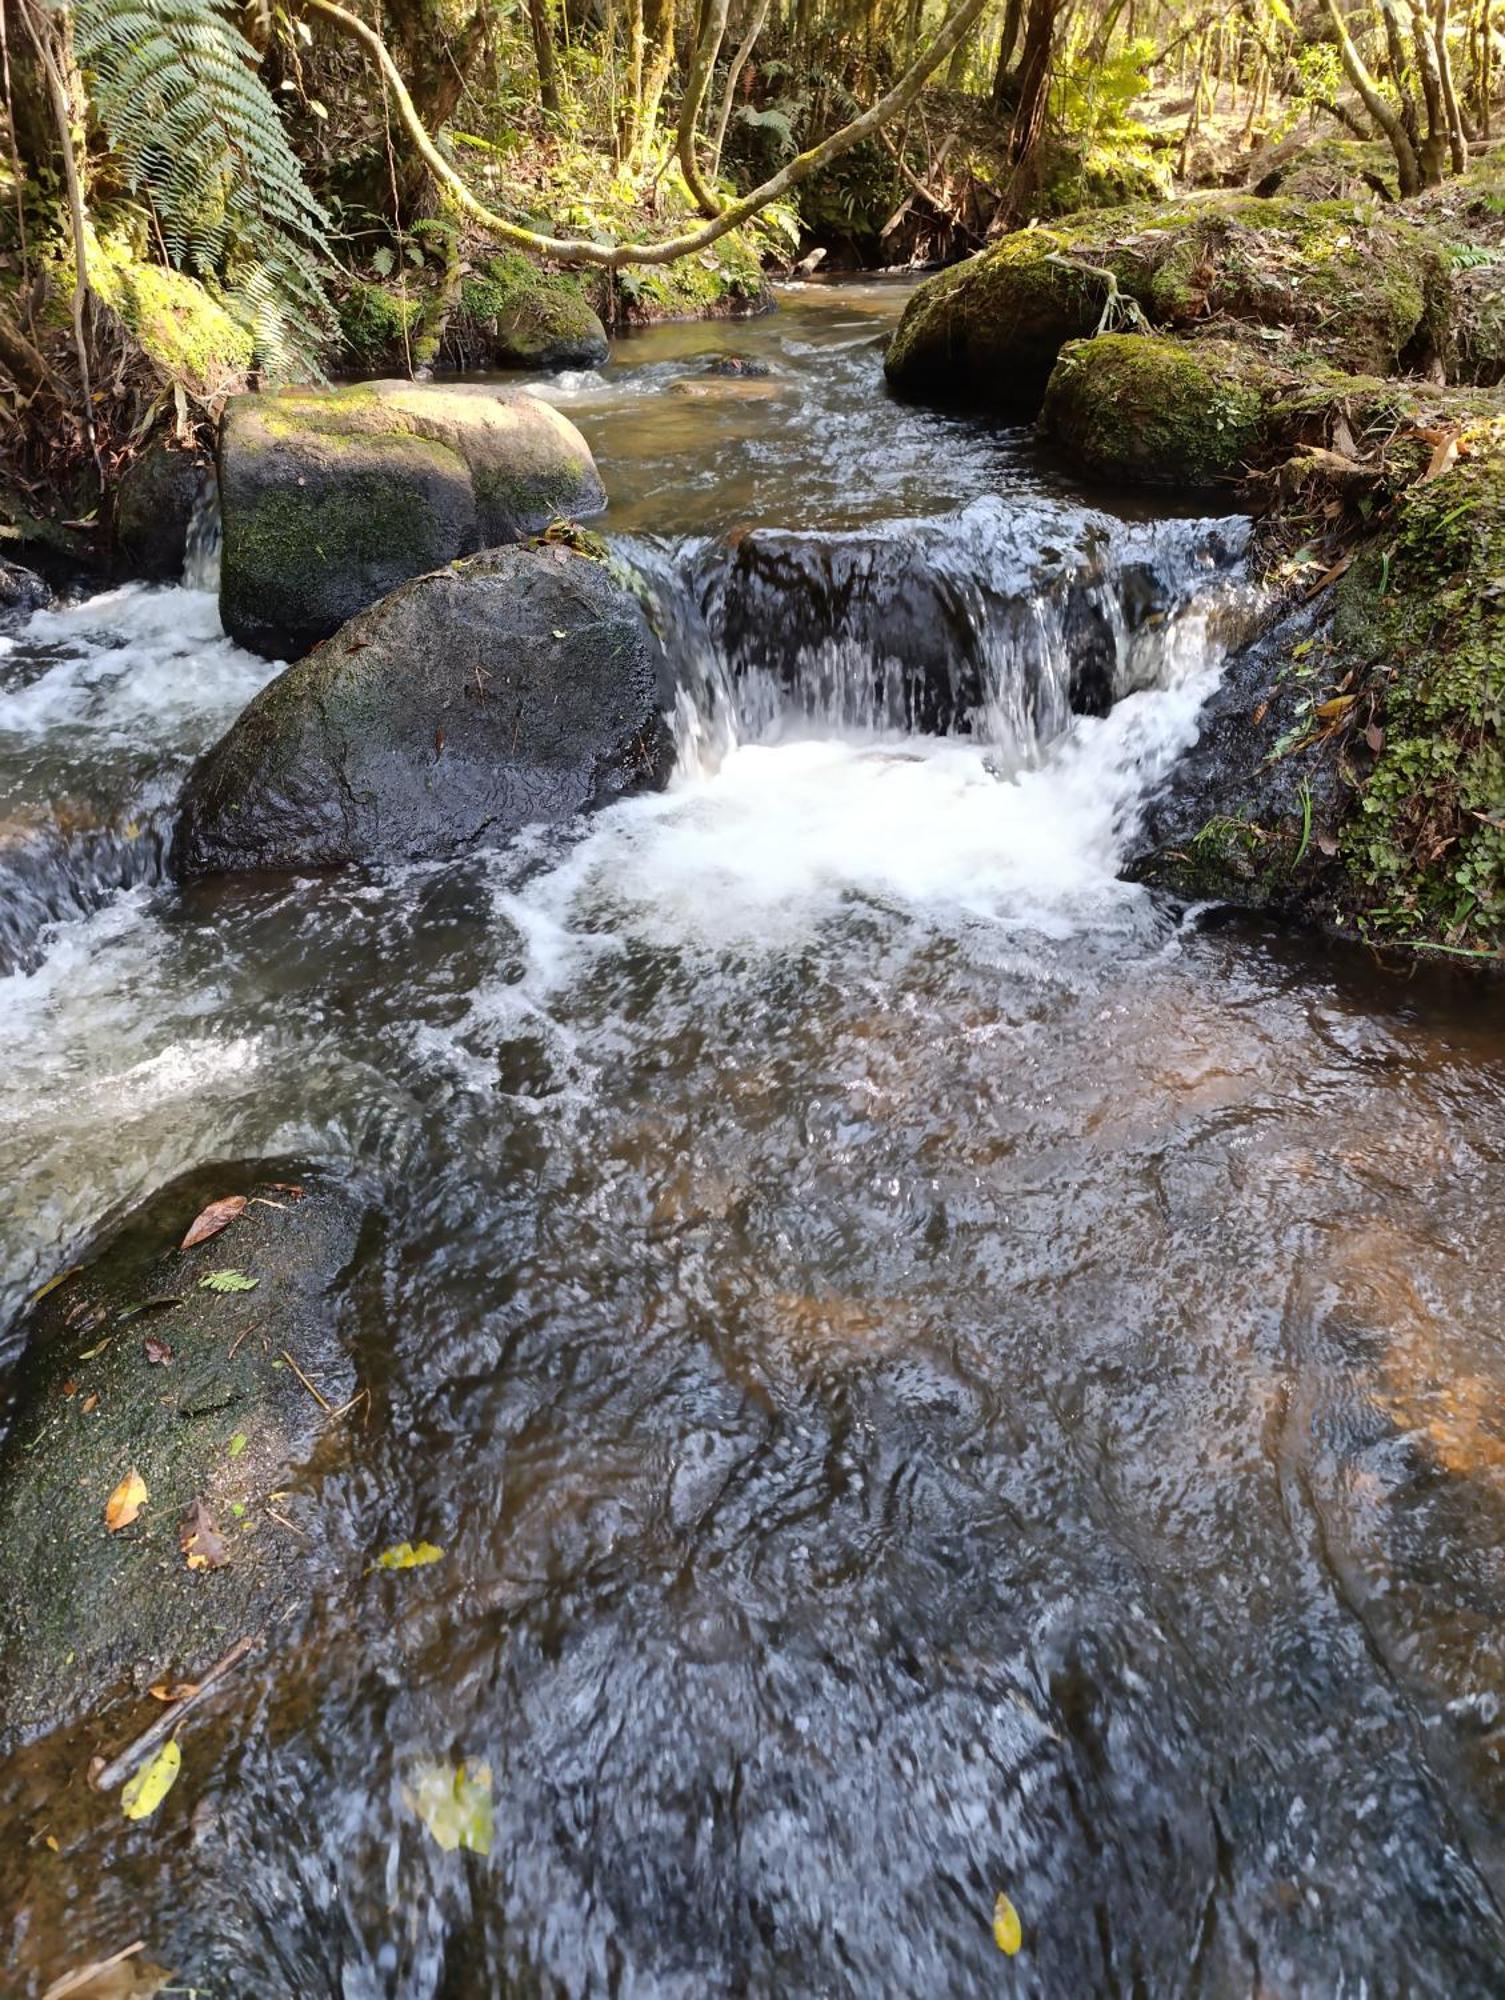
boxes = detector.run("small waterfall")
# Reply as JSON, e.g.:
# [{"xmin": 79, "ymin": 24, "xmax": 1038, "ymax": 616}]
[
  {"xmin": 183, "ymin": 472, "xmax": 223, "ymax": 594},
  {"xmin": 618, "ymin": 497, "xmax": 1254, "ymax": 776},
  {"xmin": 0, "ymin": 810, "xmax": 171, "ymax": 977}
]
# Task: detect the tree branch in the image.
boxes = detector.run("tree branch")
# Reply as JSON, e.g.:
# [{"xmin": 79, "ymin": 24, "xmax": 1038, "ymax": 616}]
[{"xmin": 301, "ymin": 0, "xmax": 990, "ymax": 268}]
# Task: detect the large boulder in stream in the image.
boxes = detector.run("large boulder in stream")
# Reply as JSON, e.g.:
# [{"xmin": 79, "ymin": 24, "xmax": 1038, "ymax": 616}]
[
  {"xmin": 0, "ymin": 1164, "xmax": 367, "ymax": 1745},
  {"xmin": 176, "ymin": 542, "xmax": 675, "ymax": 876},
  {"xmin": 884, "ymin": 195, "xmax": 1447, "ymax": 414},
  {"xmin": 218, "ymin": 379, "xmax": 606, "ymax": 659}
]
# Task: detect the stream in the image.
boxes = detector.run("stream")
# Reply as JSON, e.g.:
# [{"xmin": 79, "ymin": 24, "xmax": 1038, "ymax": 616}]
[{"xmin": 4, "ymin": 280, "xmax": 1505, "ymax": 1997}]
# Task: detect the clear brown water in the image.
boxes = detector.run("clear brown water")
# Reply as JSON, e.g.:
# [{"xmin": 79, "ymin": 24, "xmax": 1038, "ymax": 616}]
[{"xmin": 3, "ymin": 283, "xmax": 1505, "ymax": 1998}]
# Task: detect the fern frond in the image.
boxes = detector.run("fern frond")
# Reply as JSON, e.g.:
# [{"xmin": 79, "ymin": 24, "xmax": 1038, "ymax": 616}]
[{"xmin": 72, "ymin": 0, "xmax": 335, "ymax": 376}]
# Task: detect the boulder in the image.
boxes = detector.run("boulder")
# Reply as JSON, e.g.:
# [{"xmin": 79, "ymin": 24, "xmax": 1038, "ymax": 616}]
[
  {"xmin": 176, "ymin": 543, "xmax": 675, "ymax": 876},
  {"xmin": 114, "ymin": 430, "xmax": 215, "ymax": 581},
  {"xmin": 218, "ymin": 379, "xmax": 607, "ymax": 660},
  {"xmin": 1041, "ymin": 334, "xmax": 1273, "ymax": 487},
  {"xmin": 0, "ymin": 1163, "xmax": 367, "ymax": 1746},
  {"xmin": 0, "ymin": 555, "xmax": 51, "ymax": 625},
  {"xmin": 884, "ymin": 195, "xmax": 1447, "ymax": 414},
  {"xmin": 451, "ymin": 253, "xmax": 610, "ymax": 371}
]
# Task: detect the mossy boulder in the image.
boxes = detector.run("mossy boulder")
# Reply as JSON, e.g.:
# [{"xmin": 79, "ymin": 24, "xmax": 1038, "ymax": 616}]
[
  {"xmin": 335, "ymin": 278, "xmax": 425, "ymax": 372},
  {"xmin": 449, "ymin": 253, "xmax": 609, "ymax": 371},
  {"xmin": 1245, "ymin": 135, "xmax": 1399, "ymax": 204},
  {"xmin": 0, "ymin": 1163, "xmax": 367, "ymax": 1747},
  {"xmin": 613, "ymin": 231, "xmax": 772, "ymax": 325},
  {"xmin": 91, "ymin": 238, "xmax": 253, "ymax": 396},
  {"xmin": 1042, "ymin": 334, "xmax": 1273, "ymax": 486},
  {"xmin": 885, "ymin": 193, "xmax": 1447, "ymax": 413},
  {"xmin": 217, "ymin": 378, "xmax": 606, "ymax": 659},
  {"xmin": 177, "ymin": 542, "xmax": 675, "ymax": 876},
  {"xmin": 1133, "ymin": 418, "xmax": 1505, "ymax": 957}
]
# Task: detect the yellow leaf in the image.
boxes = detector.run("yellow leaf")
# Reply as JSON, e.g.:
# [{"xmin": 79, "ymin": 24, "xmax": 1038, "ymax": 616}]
[
  {"xmin": 993, "ymin": 1892, "xmax": 1022, "ymax": 1956},
  {"xmin": 105, "ymin": 1470, "xmax": 148, "ymax": 1532},
  {"xmin": 1314, "ymin": 694, "xmax": 1356, "ymax": 721},
  {"xmin": 376, "ymin": 1540, "xmax": 445, "ymax": 1570},
  {"xmin": 404, "ymin": 1759, "xmax": 492, "ymax": 1853},
  {"xmin": 120, "ymin": 1739, "xmax": 181, "ymax": 1821}
]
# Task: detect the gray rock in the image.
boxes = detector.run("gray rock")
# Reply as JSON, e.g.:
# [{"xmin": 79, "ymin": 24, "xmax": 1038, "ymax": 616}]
[
  {"xmin": 0, "ymin": 1163, "xmax": 368, "ymax": 1747},
  {"xmin": 218, "ymin": 379, "xmax": 607, "ymax": 660},
  {"xmin": 114, "ymin": 432, "xmax": 214, "ymax": 581},
  {"xmin": 176, "ymin": 543, "xmax": 675, "ymax": 877},
  {"xmin": 0, "ymin": 556, "xmax": 52, "ymax": 625}
]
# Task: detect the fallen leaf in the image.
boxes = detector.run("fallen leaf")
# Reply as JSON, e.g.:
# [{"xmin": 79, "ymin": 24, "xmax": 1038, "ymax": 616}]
[
  {"xmin": 268, "ymin": 1182, "xmax": 304, "ymax": 1199},
  {"xmin": 180, "ymin": 1195, "xmax": 247, "ymax": 1249},
  {"xmin": 376, "ymin": 1539, "xmax": 445, "ymax": 1570},
  {"xmin": 116, "ymin": 1296, "xmax": 183, "ymax": 1323},
  {"xmin": 199, "ymin": 1269, "xmax": 258, "ymax": 1294},
  {"xmin": 61, "ymin": 1379, "xmax": 79, "ymax": 1398},
  {"xmin": 1419, "ymin": 431, "xmax": 1461, "ymax": 484},
  {"xmin": 82, "ymin": 1393, "xmax": 99, "ymax": 1413},
  {"xmin": 77, "ymin": 1336, "xmax": 113, "ymax": 1361},
  {"xmin": 143, "ymin": 1334, "xmax": 172, "ymax": 1365},
  {"xmin": 1314, "ymin": 694, "xmax": 1356, "ymax": 721},
  {"xmin": 40, "ymin": 1942, "xmax": 170, "ymax": 2000},
  {"xmin": 120, "ymin": 1739, "xmax": 181, "ymax": 1822},
  {"xmin": 44, "ymin": 1833, "xmax": 59, "ymax": 1852},
  {"xmin": 227, "ymin": 1432, "xmax": 248, "ymax": 1458},
  {"xmin": 179, "ymin": 1496, "xmax": 229, "ymax": 1571},
  {"xmin": 1251, "ymin": 699, "xmax": 1269, "ymax": 727},
  {"xmin": 148, "ymin": 1680, "xmax": 200, "ymax": 1703},
  {"xmin": 404, "ymin": 1759, "xmax": 493, "ymax": 1854},
  {"xmin": 1364, "ymin": 721, "xmax": 1385, "ymax": 755},
  {"xmin": 32, "ymin": 1266, "xmax": 80, "ymax": 1303},
  {"xmin": 105, "ymin": 1470, "xmax": 147, "ymax": 1532},
  {"xmin": 993, "ymin": 1891, "xmax": 1022, "ymax": 1956}
]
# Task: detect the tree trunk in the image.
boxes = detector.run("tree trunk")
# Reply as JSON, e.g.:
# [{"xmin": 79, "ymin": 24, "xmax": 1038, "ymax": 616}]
[
  {"xmin": 1435, "ymin": 0, "xmax": 1470, "ymax": 167},
  {"xmin": 1323, "ymin": 0, "xmax": 1425, "ymax": 192},
  {"xmin": 710, "ymin": 0, "xmax": 772, "ymax": 172},
  {"xmin": 990, "ymin": 0, "xmax": 1026, "ymax": 107},
  {"xmin": 1008, "ymin": 0, "xmax": 1060, "ymax": 166},
  {"xmin": 529, "ymin": 0, "xmax": 562, "ymax": 114},
  {"xmin": 678, "ymin": 0, "xmax": 731, "ymax": 211}
]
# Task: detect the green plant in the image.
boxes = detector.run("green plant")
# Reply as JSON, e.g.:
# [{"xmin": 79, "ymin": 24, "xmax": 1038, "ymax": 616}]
[{"xmin": 74, "ymin": 0, "xmax": 335, "ymax": 373}]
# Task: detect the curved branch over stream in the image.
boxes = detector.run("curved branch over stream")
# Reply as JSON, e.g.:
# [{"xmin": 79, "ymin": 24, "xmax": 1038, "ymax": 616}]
[{"xmin": 300, "ymin": 0, "xmax": 989, "ymax": 268}]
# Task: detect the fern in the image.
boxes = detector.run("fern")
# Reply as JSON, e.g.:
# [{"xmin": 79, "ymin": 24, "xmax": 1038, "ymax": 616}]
[{"xmin": 72, "ymin": 0, "xmax": 335, "ymax": 376}]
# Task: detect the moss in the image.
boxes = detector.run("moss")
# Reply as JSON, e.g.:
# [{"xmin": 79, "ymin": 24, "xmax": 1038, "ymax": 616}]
[
  {"xmin": 90, "ymin": 238, "xmax": 252, "ymax": 390},
  {"xmin": 449, "ymin": 251, "xmax": 608, "ymax": 368},
  {"xmin": 1043, "ymin": 334, "xmax": 1272, "ymax": 486},
  {"xmin": 887, "ymin": 190, "xmax": 1446, "ymax": 413},
  {"xmin": 613, "ymin": 229, "xmax": 771, "ymax": 325},
  {"xmin": 1324, "ymin": 420, "xmax": 1505, "ymax": 952},
  {"xmin": 336, "ymin": 279, "xmax": 423, "ymax": 371}
]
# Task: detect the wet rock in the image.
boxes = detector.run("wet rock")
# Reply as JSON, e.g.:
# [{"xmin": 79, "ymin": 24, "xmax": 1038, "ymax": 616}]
[
  {"xmin": 0, "ymin": 556, "xmax": 51, "ymax": 625},
  {"xmin": 176, "ymin": 543, "xmax": 675, "ymax": 876},
  {"xmin": 704, "ymin": 355, "xmax": 772, "ymax": 377},
  {"xmin": 114, "ymin": 430, "xmax": 215, "ymax": 581},
  {"xmin": 217, "ymin": 379, "xmax": 606, "ymax": 660},
  {"xmin": 450, "ymin": 253, "xmax": 609, "ymax": 371},
  {"xmin": 0, "ymin": 1163, "xmax": 367, "ymax": 1747},
  {"xmin": 667, "ymin": 375, "xmax": 785, "ymax": 402}
]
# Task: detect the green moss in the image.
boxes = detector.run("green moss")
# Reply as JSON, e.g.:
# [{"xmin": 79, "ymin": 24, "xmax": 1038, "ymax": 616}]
[
  {"xmin": 1042, "ymin": 334, "xmax": 1273, "ymax": 486},
  {"xmin": 614, "ymin": 229, "xmax": 770, "ymax": 324},
  {"xmin": 449, "ymin": 251, "xmax": 607, "ymax": 368},
  {"xmin": 1326, "ymin": 421, "xmax": 1505, "ymax": 951},
  {"xmin": 90, "ymin": 238, "xmax": 252, "ymax": 389},
  {"xmin": 336, "ymin": 279, "xmax": 423, "ymax": 370}
]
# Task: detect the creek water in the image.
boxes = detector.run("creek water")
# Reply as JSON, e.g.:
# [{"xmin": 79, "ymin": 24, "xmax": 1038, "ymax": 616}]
[{"xmin": 4, "ymin": 281, "xmax": 1505, "ymax": 1997}]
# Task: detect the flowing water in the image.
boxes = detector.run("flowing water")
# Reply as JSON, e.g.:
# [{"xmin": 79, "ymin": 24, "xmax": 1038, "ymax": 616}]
[{"xmin": 4, "ymin": 281, "xmax": 1505, "ymax": 1997}]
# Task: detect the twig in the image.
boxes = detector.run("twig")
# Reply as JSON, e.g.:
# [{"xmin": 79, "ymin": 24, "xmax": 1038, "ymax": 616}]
[
  {"xmin": 42, "ymin": 1944, "xmax": 147, "ymax": 2000},
  {"xmin": 327, "ymin": 1385, "xmax": 370, "ymax": 1422},
  {"xmin": 281, "ymin": 1348, "xmax": 332, "ymax": 1411},
  {"xmin": 91, "ymin": 1633, "xmax": 262, "ymax": 1792},
  {"xmin": 227, "ymin": 1317, "xmax": 264, "ymax": 1360},
  {"xmin": 265, "ymin": 1506, "xmax": 309, "ymax": 1539}
]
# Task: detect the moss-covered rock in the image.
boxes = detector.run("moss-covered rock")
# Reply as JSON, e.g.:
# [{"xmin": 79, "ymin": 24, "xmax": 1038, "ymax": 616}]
[
  {"xmin": 0, "ymin": 1163, "xmax": 367, "ymax": 1747},
  {"xmin": 1042, "ymin": 333, "xmax": 1273, "ymax": 486},
  {"xmin": 91, "ymin": 238, "xmax": 253, "ymax": 395},
  {"xmin": 448, "ymin": 252, "xmax": 609, "ymax": 370},
  {"xmin": 1133, "ymin": 417, "xmax": 1505, "ymax": 958},
  {"xmin": 885, "ymin": 193, "xmax": 1447, "ymax": 413},
  {"xmin": 1245, "ymin": 135, "xmax": 1400, "ymax": 204},
  {"xmin": 613, "ymin": 231, "xmax": 772, "ymax": 326},
  {"xmin": 218, "ymin": 378, "xmax": 606, "ymax": 659},
  {"xmin": 335, "ymin": 278, "xmax": 425, "ymax": 372},
  {"xmin": 178, "ymin": 542, "xmax": 674, "ymax": 874},
  {"xmin": 114, "ymin": 429, "xmax": 214, "ymax": 580}
]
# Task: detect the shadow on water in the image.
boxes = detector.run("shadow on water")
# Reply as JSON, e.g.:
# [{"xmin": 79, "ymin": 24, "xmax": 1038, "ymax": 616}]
[{"xmin": 3, "ymin": 282, "xmax": 1505, "ymax": 1997}]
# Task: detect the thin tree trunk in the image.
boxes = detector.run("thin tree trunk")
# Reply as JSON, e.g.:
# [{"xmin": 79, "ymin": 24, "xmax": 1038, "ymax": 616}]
[
  {"xmin": 990, "ymin": 0, "xmax": 1025, "ymax": 107},
  {"xmin": 1008, "ymin": 0, "xmax": 1060, "ymax": 166},
  {"xmin": 709, "ymin": 0, "xmax": 773, "ymax": 174},
  {"xmin": 528, "ymin": 0, "xmax": 561, "ymax": 113},
  {"xmin": 678, "ymin": 0, "xmax": 732, "ymax": 212},
  {"xmin": 1435, "ymin": 0, "xmax": 1470, "ymax": 165}
]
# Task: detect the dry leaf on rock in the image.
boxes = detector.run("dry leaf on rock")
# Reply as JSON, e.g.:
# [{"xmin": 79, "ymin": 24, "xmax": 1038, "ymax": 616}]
[
  {"xmin": 180, "ymin": 1195, "xmax": 247, "ymax": 1250},
  {"xmin": 105, "ymin": 1470, "xmax": 147, "ymax": 1532},
  {"xmin": 120, "ymin": 1739, "xmax": 181, "ymax": 1821},
  {"xmin": 376, "ymin": 1540, "xmax": 445, "ymax": 1570},
  {"xmin": 143, "ymin": 1335, "xmax": 172, "ymax": 1365},
  {"xmin": 179, "ymin": 1497, "xmax": 229, "ymax": 1571}
]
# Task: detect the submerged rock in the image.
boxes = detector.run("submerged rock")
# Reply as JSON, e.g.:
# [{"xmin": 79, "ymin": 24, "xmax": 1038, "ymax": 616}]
[
  {"xmin": 177, "ymin": 543, "xmax": 675, "ymax": 876},
  {"xmin": 217, "ymin": 379, "xmax": 606, "ymax": 660},
  {"xmin": 0, "ymin": 1163, "xmax": 367, "ymax": 1746}
]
